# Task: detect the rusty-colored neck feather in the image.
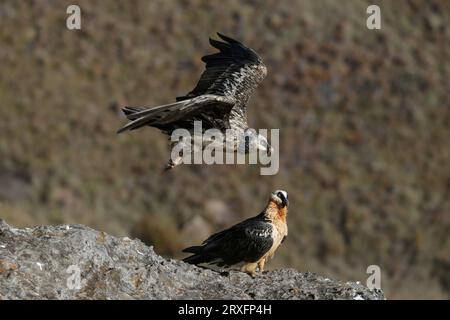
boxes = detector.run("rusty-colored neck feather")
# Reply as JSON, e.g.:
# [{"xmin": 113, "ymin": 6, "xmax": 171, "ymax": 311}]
[{"xmin": 265, "ymin": 200, "xmax": 288, "ymax": 222}]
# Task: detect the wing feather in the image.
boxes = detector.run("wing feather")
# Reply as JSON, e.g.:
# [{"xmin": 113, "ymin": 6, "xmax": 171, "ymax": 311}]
[
  {"xmin": 118, "ymin": 33, "xmax": 266, "ymax": 135},
  {"xmin": 176, "ymin": 33, "xmax": 266, "ymax": 102}
]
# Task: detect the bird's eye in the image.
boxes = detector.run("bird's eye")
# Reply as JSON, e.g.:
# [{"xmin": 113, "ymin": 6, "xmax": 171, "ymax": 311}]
[{"xmin": 277, "ymin": 192, "xmax": 282, "ymax": 198}]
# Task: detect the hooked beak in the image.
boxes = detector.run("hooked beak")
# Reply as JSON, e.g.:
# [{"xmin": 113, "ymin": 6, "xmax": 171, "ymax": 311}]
[
  {"xmin": 273, "ymin": 192, "xmax": 288, "ymax": 208},
  {"xmin": 281, "ymin": 195, "xmax": 288, "ymax": 208}
]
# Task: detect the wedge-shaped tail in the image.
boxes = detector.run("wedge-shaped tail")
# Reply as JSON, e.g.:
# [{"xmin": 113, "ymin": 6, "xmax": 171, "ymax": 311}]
[{"xmin": 117, "ymin": 94, "xmax": 235, "ymax": 134}]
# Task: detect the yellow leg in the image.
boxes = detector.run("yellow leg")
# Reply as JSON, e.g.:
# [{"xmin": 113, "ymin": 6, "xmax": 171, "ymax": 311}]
[
  {"xmin": 257, "ymin": 259, "xmax": 266, "ymax": 272},
  {"xmin": 241, "ymin": 262, "xmax": 258, "ymax": 277}
]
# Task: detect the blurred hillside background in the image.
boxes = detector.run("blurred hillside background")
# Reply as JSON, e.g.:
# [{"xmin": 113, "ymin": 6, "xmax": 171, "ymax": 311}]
[{"xmin": 0, "ymin": 0, "xmax": 449, "ymax": 299}]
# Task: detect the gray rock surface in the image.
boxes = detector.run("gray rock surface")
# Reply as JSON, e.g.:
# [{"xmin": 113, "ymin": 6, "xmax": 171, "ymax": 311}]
[{"xmin": 0, "ymin": 220, "xmax": 384, "ymax": 300}]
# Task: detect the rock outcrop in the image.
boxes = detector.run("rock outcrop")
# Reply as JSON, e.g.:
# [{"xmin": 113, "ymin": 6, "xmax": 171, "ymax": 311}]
[{"xmin": 0, "ymin": 220, "xmax": 384, "ymax": 300}]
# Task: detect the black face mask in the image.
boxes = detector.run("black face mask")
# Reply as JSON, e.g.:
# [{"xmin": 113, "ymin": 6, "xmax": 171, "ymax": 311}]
[{"xmin": 277, "ymin": 192, "xmax": 288, "ymax": 208}]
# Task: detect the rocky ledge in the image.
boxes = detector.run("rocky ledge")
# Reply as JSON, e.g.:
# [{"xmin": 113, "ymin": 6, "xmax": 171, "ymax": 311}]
[{"xmin": 0, "ymin": 220, "xmax": 384, "ymax": 300}]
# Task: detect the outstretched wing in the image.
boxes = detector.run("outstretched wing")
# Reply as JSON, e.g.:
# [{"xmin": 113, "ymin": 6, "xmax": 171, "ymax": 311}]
[
  {"xmin": 176, "ymin": 33, "xmax": 267, "ymax": 106},
  {"xmin": 183, "ymin": 219, "xmax": 274, "ymax": 267},
  {"xmin": 117, "ymin": 33, "xmax": 266, "ymax": 135}
]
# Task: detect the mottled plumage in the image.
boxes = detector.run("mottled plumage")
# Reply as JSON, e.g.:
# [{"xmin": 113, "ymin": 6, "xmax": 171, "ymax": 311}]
[
  {"xmin": 183, "ymin": 190, "xmax": 289, "ymax": 276},
  {"xmin": 117, "ymin": 33, "xmax": 269, "ymax": 169}
]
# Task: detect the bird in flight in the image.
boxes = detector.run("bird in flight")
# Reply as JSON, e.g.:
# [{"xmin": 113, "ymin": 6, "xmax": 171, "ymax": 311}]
[
  {"xmin": 182, "ymin": 190, "xmax": 289, "ymax": 277},
  {"xmin": 117, "ymin": 33, "xmax": 270, "ymax": 170}
]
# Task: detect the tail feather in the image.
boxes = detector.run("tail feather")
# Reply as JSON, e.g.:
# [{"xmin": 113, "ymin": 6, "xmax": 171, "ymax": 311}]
[
  {"xmin": 117, "ymin": 94, "xmax": 235, "ymax": 134},
  {"xmin": 182, "ymin": 245, "xmax": 209, "ymax": 265},
  {"xmin": 122, "ymin": 107, "xmax": 144, "ymax": 119},
  {"xmin": 117, "ymin": 113, "xmax": 156, "ymax": 133},
  {"xmin": 183, "ymin": 254, "xmax": 208, "ymax": 265},
  {"xmin": 182, "ymin": 245, "xmax": 202, "ymax": 254},
  {"xmin": 183, "ymin": 254, "xmax": 227, "ymax": 271},
  {"xmin": 116, "ymin": 100, "xmax": 187, "ymax": 134}
]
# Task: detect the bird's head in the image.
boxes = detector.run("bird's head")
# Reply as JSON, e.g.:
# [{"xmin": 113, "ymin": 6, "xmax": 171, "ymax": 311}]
[
  {"xmin": 256, "ymin": 134, "xmax": 273, "ymax": 154},
  {"xmin": 264, "ymin": 190, "xmax": 289, "ymax": 222},
  {"xmin": 242, "ymin": 130, "xmax": 273, "ymax": 155},
  {"xmin": 269, "ymin": 190, "xmax": 289, "ymax": 209}
]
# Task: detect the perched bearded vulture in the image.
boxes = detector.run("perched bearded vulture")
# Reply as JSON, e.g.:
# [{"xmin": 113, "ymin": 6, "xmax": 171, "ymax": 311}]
[
  {"xmin": 117, "ymin": 33, "xmax": 271, "ymax": 169},
  {"xmin": 182, "ymin": 190, "xmax": 289, "ymax": 276}
]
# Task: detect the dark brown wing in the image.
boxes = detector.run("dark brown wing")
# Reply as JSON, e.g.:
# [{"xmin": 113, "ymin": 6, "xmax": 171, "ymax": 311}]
[
  {"xmin": 182, "ymin": 219, "xmax": 274, "ymax": 267},
  {"xmin": 176, "ymin": 33, "xmax": 266, "ymax": 105},
  {"xmin": 118, "ymin": 33, "xmax": 266, "ymax": 135}
]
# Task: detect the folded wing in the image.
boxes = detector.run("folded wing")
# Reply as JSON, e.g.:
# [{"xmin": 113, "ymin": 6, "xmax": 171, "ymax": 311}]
[{"xmin": 182, "ymin": 219, "xmax": 274, "ymax": 267}]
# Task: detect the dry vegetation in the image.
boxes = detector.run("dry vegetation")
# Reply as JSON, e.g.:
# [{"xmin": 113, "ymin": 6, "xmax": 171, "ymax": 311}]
[{"xmin": 0, "ymin": 0, "xmax": 449, "ymax": 299}]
